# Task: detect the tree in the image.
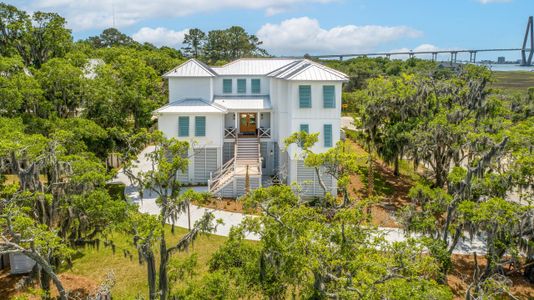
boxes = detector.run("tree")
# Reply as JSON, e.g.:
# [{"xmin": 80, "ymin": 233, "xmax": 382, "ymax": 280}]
[
  {"xmin": 204, "ymin": 26, "xmax": 268, "ymax": 63},
  {"xmin": 182, "ymin": 28, "xmax": 206, "ymax": 58},
  {"xmin": 121, "ymin": 131, "xmax": 218, "ymax": 300},
  {"xmin": 0, "ymin": 3, "xmax": 29, "ymax": 57},
  {"xmin": 86, "ymin": 28, "xmax": 139, "ymax": 48},
  {"xmin": 35, "ymin": 58, "xmax": 87, "ymax": 118},
  {"xmin": 207, "ymin": 185, "xmax": 452, "ymax": 299},
  {"xmin": 0, "ymin": 117, "xmax": 130, "ymax": 298}
]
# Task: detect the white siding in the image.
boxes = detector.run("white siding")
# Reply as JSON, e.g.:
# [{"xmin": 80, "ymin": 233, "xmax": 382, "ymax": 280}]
[
  {"xmin": 158, "ymin": 113, "xmax": 224, "ymax": 149},
  {"xmin": 168, "ymin": 77, "xmax": 212, "ymax": 102}
]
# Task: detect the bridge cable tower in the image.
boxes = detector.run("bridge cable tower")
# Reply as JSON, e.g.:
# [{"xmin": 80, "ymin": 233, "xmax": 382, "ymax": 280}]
[{"xmin": 521, "ymin": 16, "xmax": 533, "ymax": 66}]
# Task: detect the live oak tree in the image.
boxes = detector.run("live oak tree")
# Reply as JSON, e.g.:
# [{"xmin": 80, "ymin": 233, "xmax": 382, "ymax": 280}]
[
  {"xmin": 0, "ymin": 118, "xmax": 130, "ymax": 299},
  {"xmin": 121, "ymin": 131, "xmax": 218, "ymax": 300},
  {"xmin": 207, "ymin": 185, "xmax": 452, "ymax": 299}
]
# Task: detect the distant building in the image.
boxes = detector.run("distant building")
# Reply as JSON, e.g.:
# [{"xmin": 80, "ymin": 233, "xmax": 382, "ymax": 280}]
[{"xmin": 497, "ymin": 56, "xmax": 506, "ymax": 64}]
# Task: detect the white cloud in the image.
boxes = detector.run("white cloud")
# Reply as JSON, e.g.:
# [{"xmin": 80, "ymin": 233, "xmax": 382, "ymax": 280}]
[
  {"xmin": 256, "ymin": 17, "xmax": 422, "ymax": 55},
  {"xmin": 132, "ymin": 27, "xmax": 188, "ymax": 48},
  {"xmin": 26, "ymin": 0, "xmax": 335, "ymax": 30},
  {"xmin": 477, "ymin": 0, "xmax": 512, "ymax": 3}
]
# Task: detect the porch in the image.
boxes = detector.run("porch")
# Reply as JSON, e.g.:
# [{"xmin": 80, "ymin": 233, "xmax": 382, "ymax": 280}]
[{"xmin": 223, "ymin": 111, "xmax": 271, "ymax": 139}]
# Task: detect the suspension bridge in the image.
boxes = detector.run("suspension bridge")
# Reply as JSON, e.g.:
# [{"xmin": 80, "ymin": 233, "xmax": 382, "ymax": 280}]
[{"xmin": 309, "ymin": 16, "xmax": 534, "ymax": 66}]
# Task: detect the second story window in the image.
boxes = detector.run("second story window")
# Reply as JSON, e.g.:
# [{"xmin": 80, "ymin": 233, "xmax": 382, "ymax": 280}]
[
  {"xmin": 237, "ymin": 79, "xmax": 246, "ymax": 94},
  {"xmin": 195, "ymin": 116, "xmax": 206, "ymax": 137},
  {"xmin": 300, "ymin": 124, "xmax": 309, "ymax": 133},
  {"xmin": 178, "ymin": 116, "xmax": 189, "ymax": 137},
  {"xmin": 299, "ymin": 85, "xmax": 311, "ymax": 108},
  {"xmin": 251, "ymin": 79, "xmax": 261, "ymax": 94},
  {"xmin": 223, "ymin": 79, "xmax": 232, "ymax": 93},
  {"xmin": 323, "ymin": 85, "xmax": 335, "ymax": 108}
]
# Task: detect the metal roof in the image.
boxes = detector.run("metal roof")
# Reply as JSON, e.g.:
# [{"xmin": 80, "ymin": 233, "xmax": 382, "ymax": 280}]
[
  {"xmin": 163, "ymin": 58, "xmax": 348, "ymax": 81},
  {"xmin": 268, "ymin": 59, "xmax": 348, "ymax": 81},
  {"xmin": 213, "ymin": 96, "xmax": 272, "ymax": 111},
  {"xmin": 154, "ymin": 99, "xmax": 227, "ymax": 114},
  {"xmin": 163, "ymin": 59, "xmax": 217, "ymax": 78},
  {"xmin": 211, "ymin": 58, "xmax": 298, "ymax": 75}
]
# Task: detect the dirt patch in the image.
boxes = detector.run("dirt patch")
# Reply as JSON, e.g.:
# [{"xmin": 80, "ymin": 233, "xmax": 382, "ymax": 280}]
[
  {"xmin": 0, "ymin": 270, "xmax": 98, "ymax": 299},
  {"xmin": 194, "ymin": 198, "xmax": 259, "ymax": 215},
  {"xmin": 347, "ymin": 141, "xmax": 414, "ymax": 228},
  {"xmin": 448, "ymin": 254, "xmax": 534, "ymax": 299}
]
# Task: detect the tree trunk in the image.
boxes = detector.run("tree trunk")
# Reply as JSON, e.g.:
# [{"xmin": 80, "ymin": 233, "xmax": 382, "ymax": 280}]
[
  {"xmin": 393, "ymin": 155, "xmax": 400, "ymax": 177},
  {"xmin": 146, "ymin": 251, "xmax": 157, "ymax": 300},
  {"xmin": 40, "ymin": 270, "xmax": 51, "ymax": 300},
  {"xmin": 159, "ymin": 232, "xmax": 169, "ymax": 300}
]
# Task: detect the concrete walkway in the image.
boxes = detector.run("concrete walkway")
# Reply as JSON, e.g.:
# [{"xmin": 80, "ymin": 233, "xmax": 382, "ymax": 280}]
[{"xmin": 113, "ymin": 145, "xmax": 487, "ymax": 254}]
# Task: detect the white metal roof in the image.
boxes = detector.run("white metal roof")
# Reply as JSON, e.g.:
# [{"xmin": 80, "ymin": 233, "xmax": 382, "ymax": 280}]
[
  {"xmin": 211, "ymin": 58, "xmax": 298, "ymax": 75},
  {"xmin": 268, "ymin": 59, "xmax": 348, "ymax": 81},
  {"xmin": 163, "ymin": 59, "xmax": 217, "ymax": 78},
  {"xmin": 213, "ymin": 96, "xmax": 272, "ymax": 111},
  {"xmin": 154, "ymin": 99, "xmax": 227, "ymax": 114}
]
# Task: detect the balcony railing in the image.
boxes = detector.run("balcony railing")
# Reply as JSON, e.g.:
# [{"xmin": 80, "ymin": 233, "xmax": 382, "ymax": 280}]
[
  {"xmin": 224, "ymin": 127, "xmax": 237, "ymax": 139},
  {"xmin": 258, "ymin": 127, "xmax": 271, "ymax": 138}
]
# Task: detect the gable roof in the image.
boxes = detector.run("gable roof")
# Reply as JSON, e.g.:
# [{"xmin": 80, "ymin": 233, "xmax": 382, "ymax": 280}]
[
  {"xmin": 163, "ymin": 59, "xmax": 217, "ymax": 78},
  {"xmin": 268, "ymin": 59, "xmax": 348, "ymax": 81},
  {"xmin": 153, "ymin": 98, "xmax": 227, "ymax": 114}
]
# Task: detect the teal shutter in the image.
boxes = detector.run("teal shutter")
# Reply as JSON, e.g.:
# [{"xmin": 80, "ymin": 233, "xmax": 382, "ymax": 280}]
[
  {"xmin": 195, "ymin": 116, "xmax": 206, "ymax": 137},
  {"xmin": 324, "ymin": 124, "xmax": 332, "ymax": 147},
  {"xmin": 299, "ymin": 85, "xmax": 311, "ymax": 108},
  {"xmin": 223, "ymin": 79, "xmax": 232, "ymax": 93},
  {"xmin": 323, "ymin": 85, "xmax": 335, "ymax": 108},
  {"xmin": 300, "ymin": 124, "xmax": 309, "ymax": 133},
  {"xmin": 237, "ymin": 79, "xmax": 246, "ymax": 94},
  {"xmin": 251, "ymin": 79, "xmax": 261, "ymax": 94},
  {"xmin": 178, "ymin": 116, "xmax": 189, "ymax": 137}
]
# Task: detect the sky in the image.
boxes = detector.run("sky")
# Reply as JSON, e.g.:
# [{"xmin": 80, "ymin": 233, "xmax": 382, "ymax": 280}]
[{"xmin": 7, "ymin": 0, "xmax": 533, "ymax": 61}]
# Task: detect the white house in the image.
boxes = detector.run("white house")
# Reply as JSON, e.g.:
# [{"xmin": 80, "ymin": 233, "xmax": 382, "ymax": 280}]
[{"xmin": 154, "ymin": 58, "xmax": 348, "ymax": 198}]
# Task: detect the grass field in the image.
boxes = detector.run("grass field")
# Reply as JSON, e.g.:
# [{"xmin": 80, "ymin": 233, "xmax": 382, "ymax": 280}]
[
  {"xmin": 68, "ymin": 226, "xmax": 229, "ymax": 299},
  {"xmin": 491, "ymin": 71, "xmax": 534, "ymax": 94}
]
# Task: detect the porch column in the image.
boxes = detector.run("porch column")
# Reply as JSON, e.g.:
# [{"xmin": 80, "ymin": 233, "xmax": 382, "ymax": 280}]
[
  {"xmin": 234, "ymin": 112, "xmax": 238, "ymax": 130},
  {"xmin": 257, "ymin": 112, "xmax": 260, "ymax": 130}
]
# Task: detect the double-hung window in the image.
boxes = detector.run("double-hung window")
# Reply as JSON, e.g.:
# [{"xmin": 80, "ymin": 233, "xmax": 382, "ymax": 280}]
[
  {"xmin": 251, "ymin": 79, "xmax": 261, "ymax": 94},
  {"xmin": 323, "ymin": 124, "xmax": 332, "ymax": 147}
]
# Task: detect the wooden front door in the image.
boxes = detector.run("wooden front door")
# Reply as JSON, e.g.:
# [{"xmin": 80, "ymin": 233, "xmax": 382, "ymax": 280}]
[{"xmin": 239, "ymin": 113, "xmax": 257, "ymax": 134}]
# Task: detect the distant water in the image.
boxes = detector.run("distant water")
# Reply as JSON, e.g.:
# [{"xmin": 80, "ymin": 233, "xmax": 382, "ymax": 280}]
[{"xmin": 476, "ymin": 63, "xmax": 534, "ymax": 72}]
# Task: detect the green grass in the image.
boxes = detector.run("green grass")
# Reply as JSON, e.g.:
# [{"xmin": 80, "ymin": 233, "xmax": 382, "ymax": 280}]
[
  {"xmin": 491, "ymin": 71, "xmax": 534, "ymax": 94},
  {"xmin": 62, "ymin": 226, "xmax": 229, "ymax": 299}
]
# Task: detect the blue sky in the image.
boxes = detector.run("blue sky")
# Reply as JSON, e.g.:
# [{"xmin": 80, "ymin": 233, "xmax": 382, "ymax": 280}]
[{"xmin": 8, "ymin": 0, "xmax": 533, "ymax": 61}]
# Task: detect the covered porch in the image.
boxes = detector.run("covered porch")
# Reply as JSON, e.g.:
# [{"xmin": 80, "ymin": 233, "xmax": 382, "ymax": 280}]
[{"xmin": 214, "ymin": 96, "xmax": 272, "ymax": 140}]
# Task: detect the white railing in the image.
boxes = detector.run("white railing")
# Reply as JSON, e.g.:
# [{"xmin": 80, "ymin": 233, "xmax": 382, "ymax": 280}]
[
  {"xmin": 208, "ymin": 143, "xmax": 237, "ymax": 193},
  {"xmin": 224, "ymin": 127, "xmax": 237, "ymax": 139},
  {"xmin": 258, "ymin": 127, "xmax": 271, "ymax": 138}
]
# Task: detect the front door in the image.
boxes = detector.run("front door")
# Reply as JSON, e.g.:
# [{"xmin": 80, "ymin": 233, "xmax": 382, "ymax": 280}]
[{"xmin": 239, "ymin": 113, "xmax": 257, "ymax": 134}]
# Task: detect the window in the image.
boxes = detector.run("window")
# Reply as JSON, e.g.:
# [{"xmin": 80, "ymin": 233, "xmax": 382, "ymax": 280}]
[
  {"xmin": 195, "ymin": 116, "xmax": 206, "ymax": 137},
  {"xmin": 300, "ymin": 124, "xmax": 309, "ymax": 133},
  {"xmin": 223, "ymin": 79, "xmax": 232, "ymax": 93},
  {"xmin": 178, "ymin": 116, "xmax": 189, "ymax": 137},
  {"xmin": 237, "ymin": 79, "xmax": 246, "ymax": 94},
  {"xmin": 323, "ymin": 124, "xmax": 332, "ymax": 147},
  {"xmin": 251, "ymin": 79, "xmax": 261, "ymax": 94},
  {"xmin": 299, "ymin": 85, "xmax": 312, "ymax": 108},
  {"xmin": 323, "ymin": 85, "xmax": 335, "ymax": 108}
]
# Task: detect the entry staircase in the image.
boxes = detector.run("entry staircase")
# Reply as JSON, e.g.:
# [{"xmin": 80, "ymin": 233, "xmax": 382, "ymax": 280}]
[{"xmin": 208, "ymin": 137, "xmax": 262, "ymax": 197}]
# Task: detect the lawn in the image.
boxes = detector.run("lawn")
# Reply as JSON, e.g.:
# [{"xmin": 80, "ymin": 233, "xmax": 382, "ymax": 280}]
[
  {"xmin": 491, "ymin": 71, "xmax": 534, "ymax": 94},
  {"xmin": 62, "ymin": 226, "xmax": 229, "ymax": 299}
]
